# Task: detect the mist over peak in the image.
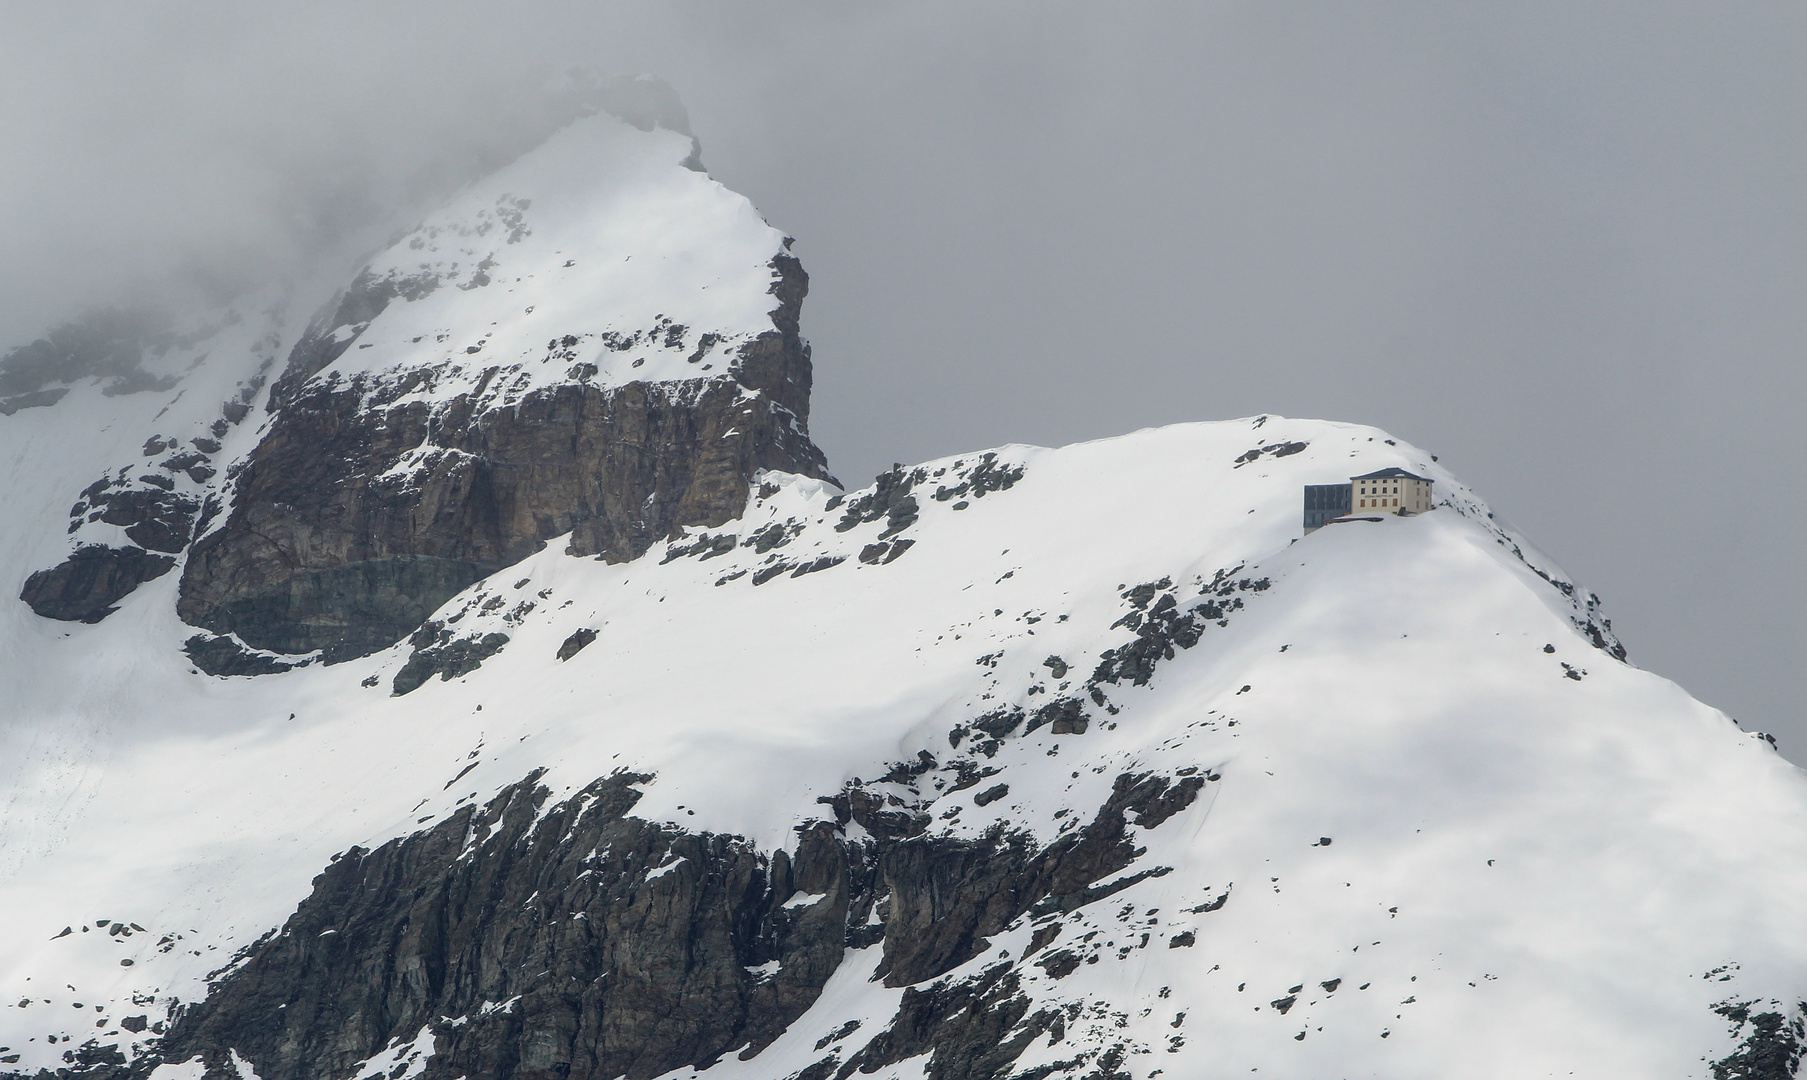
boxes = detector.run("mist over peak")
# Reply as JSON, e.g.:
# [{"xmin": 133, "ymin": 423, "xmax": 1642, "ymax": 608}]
[
  {"xmin": 0, "ymin": 68, "xmax": 702, "ymax": 400},
  {"xmin": 0, "ymin": 6, "xmax": 732, "ymax": 351}
]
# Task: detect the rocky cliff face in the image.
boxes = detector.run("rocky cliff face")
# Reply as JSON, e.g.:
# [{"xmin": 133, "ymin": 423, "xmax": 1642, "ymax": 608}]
[
  {"xmin": 159, "ymin": 773, "xmax": 857, "ymax": 1080},
  {"xmin": 154, "ymin": 761, "xmax": 1204, "ymax": 1080},
  {"xmin": 13, "ymin": 99, "xmax": 831, "ymax": 666},
  {"xmin": 176, "ymin": 254, "xmax": 826, "ymax": 662}
]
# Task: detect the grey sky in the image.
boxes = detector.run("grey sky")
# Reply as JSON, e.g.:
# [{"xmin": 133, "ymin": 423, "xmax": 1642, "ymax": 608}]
[{"xmin": 4, "ymin": 4, "xmax": 1804, "ymax": 755}]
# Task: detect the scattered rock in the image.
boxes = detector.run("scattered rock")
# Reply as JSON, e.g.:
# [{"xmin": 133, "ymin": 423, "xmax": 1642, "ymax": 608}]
[
  {"xmin": 557, "ymin": 628, "xmax": 598, "ymax": 661},
  {"xmin": 392, "ymin": 624, "xmax": 511, "ymax": 695},
  {"xmin": 1233, "ymin": 441, "xmax": 1308, "ymax": 468}
]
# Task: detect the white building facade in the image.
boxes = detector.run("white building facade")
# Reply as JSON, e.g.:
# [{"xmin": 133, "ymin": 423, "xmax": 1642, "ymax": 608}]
[{"xmin": 1351, "ymin": 467, "xmax": 1433, "ymax": 514}]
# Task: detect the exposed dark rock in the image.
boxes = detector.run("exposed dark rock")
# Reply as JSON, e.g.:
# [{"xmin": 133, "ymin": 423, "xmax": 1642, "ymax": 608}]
[
  {"xmin": 830, "ymin": 450, "xmax": 1020, "ymax": 542},
  {"xmin": 392, "ymin": 623, "xmax": 511, "ymax": 695},
  {"xmin": 663, "ymin": 532, "xmax": 737, "ymax": 563},
  {"xmin": 19, "ymin": 546, "xmax": 176, "ymax": 623},
  {"xmin": 557, "ymin": 628, "xmax": 598, "ymax": 661},
  {"xmin": 1710, "ymin": 999, "xmax": 1807, "ymax": 1080},
  {"xmin": 157, "ymin": 451, "xmax": 214, "ymax": 485},
  {"xmin": 0, "ymin": 308, "xmax": 173, "ymax": 401},
  {"xmin": 1037, "ymin": 949, "xmax": 1082, "ymax": 979},
  {"xmin": 834, "ymin": 465, "xmax": 925, "ymax": 535},
  {"xmin": 157, "ymin": 773, "xmax": 865, "ymax": 1080},
  {"xmin": 1024, "ymin": 697, "xmax": 1089, "ymax": 737},
  {"xmin": 184, "ymin": 635, "xmax": 301, "ymax": 677},
  {"xmin": 1493, "ymin": 538, "xmax": 1628, "ymax": 662},
  {"xmin": 972, "ymin": 784, "xmax": 1010, "ymax": 807},
  {"xmin": 928, "ymin": 452, "xmax": 1023, "ymax": 503},
  {"xmin": 815, "ymin": 782, "xmax": 928, "ymax": 843},
  {"xmin": 879, "ymin": 538, "xmax": 914, "ymax": 563},
  {"xmin": 744, "ymin": 520, "xmax": 800, "ymax": 554},
  {"xmin": 836, "ymin": 963, "xmax": 1063, "ymax": 1080},
  {"xmin": 790, "ymin": 1058, "xmax": 840, "ymax": 1080},
  {"xmin": 92, "ymin": 487, "xmax": 201, "ymax": 554},
  {"xmin": 1232, "ymin": 441, "xmax": 1308, "ymax": 468},
  {"xmin": 878, "ymin": 752, "xmax": 939, "ymax": 788},
  {"xmin": 1025, "ymin": 921, "xmax": 1062, "ymax": 958},
  {"xmin": 180, "ymin": 258, "xmax": 829, "ymax": 663},
  {"xmin": 752, "ymin": 562, "xmax": 792, "ymax": 586},
  {"xmin": 814, "ymin": 1020, "xmax": 861, "ymax": 1051},
  {"xmin": 972, "ymin": 707, "xmax": 1024, "ymax": 738},
  {"xmin": 266, "ymin": 269, "xmax": 444, "ymax": 414},
  {"xmin": 790, "ymin": 555, "xmax": 845, "ymax": 579},
  {"xmin": 877, "ymin": 771, "xmax": 1205, "ymax": 987},
  {"xmin": 1090, "ymin": 571, "xmax": 1269, "ymax": 691},
  {"xmin": 0, "ymin": 387, "xmax": 70, "ymax": 415},
  {"xmin": 119, "ymin": 762, "xmax": 1210, "ymax": 1080}
]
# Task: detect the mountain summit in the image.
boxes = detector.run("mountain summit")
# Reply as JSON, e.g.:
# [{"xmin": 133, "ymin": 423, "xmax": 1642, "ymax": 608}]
[{"xmin": 2, "ymin": 96, "xmax": 1805, "ymax": 1080}]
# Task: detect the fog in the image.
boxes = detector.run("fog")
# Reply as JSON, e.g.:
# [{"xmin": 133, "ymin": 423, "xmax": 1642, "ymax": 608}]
[{"xmin": 5, "ymin": 3, "xmax": 1805, "ymax": 756}]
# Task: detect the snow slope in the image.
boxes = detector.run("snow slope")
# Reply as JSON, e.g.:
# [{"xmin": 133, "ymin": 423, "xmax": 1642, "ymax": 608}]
[
  {"xmin": 289, "ymin": 104, "xmax": 795, "ymax": 405},
  {"xmin": 0, "ymin": 414, "xmax": 1802, "ymax": 1077},
  {"xmin": 1, "ymin": 93, "xmax": 1804, "ymax": 1080}
]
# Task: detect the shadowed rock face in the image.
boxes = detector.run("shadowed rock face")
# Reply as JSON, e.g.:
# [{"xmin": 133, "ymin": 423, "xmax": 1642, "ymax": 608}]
[
  {"xmin": 145, "ymin": 768, "xmax": 1206, "ymax": 1080},
  {"xmin": 19, "ymin": 545, "xmax": 177, "ymax": 623},
  {"xmin": 176, "ymin": 256, "xmax": 829, "ymax": 662},
  {"xmin": 159, "ymin": 773, "xmax": 868, "ymax": 1080}
]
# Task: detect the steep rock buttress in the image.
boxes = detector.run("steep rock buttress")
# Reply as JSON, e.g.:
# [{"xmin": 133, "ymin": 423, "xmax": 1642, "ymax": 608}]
[{"xmin": 9, "ymin": 98, "xmax": 833, "ymax": 663}]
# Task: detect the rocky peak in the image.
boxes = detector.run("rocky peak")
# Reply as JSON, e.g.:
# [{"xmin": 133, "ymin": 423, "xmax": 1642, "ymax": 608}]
[{"xmin": 17, "ymin": 102, "xmax": 835, "ymax": 666}]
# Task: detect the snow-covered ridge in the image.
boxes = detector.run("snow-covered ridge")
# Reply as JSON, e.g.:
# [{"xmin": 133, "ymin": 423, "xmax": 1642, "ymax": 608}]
[
  {"xmin": 269, "ymin": 108, "xmax": 799, "ymax": 412},
  {"xmin": 2, "ymin": 415, "xmax": 1802, "ymax": 1078}
]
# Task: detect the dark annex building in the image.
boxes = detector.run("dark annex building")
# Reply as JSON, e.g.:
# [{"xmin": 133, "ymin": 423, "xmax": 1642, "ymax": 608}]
[{"xmin": 1303, "ymin": 483, "xmax": 1353, "ymax": 532}]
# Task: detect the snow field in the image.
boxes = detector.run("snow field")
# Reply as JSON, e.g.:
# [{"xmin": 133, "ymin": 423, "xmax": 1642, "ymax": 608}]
[{"xmin": 2, "ymin": 415, "xmax": 1799, "ymax": 1076}]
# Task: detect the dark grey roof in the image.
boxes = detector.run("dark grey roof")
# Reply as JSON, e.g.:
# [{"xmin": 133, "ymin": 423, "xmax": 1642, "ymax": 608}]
[{"xmin": 1351, "ymin": 467, "xmax": 1431, "ymax": 482}]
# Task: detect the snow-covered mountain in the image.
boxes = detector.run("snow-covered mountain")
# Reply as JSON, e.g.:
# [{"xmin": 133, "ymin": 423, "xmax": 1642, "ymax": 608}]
[{"xmin": 2, "ymin": 86, "xmax": 1805, "ymax": 1080}]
